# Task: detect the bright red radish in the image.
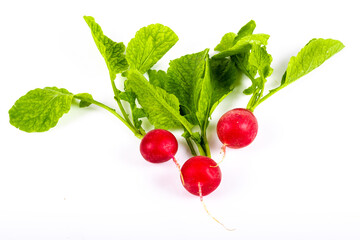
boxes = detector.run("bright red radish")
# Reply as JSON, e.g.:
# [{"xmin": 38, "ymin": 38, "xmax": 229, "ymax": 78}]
[
  {"xmin": 140, "ymin": 129, "xmax": 178, "ymax": 163},
  {"xmin": 217, "ymin": 108, "xmax": 258, "ymax": 149},
  {"xmin": 181, "ymin": 156, "xmax": 234, "ymax": 231},
  {"xmin": 181, "ymin": 156, "xmax": 221, "ymax": 196}
]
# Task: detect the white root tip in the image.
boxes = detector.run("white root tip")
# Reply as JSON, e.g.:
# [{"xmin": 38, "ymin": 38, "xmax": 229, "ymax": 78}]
[{"xmin": 198, "ymin": 183, "xmax": 236, "ymax": 231}]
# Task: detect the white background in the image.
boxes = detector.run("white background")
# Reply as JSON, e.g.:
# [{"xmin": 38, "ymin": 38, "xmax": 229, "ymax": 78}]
[{"xmin": 1, "ymin": 0, "xmax": 359, "ymax": 239}]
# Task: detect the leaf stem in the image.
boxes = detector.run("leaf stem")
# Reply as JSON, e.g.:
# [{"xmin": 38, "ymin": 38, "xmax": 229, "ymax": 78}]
[
  {"xmin": 74, "ymin": 95, "xmax": 144, "ymax": 139},
  {"xmin": 185, "ymin": 137, "xmax": 197, "ymax": 156},
  {"xmin": 110, "ymin": 79, "xmax": 132, "ymax": 124},
  {"xmin": 110, "ymin": 77, "xmax": 146, "ymax": 137},
  {"xmin": 200, "ymin": 129, "xmax": 211, "ymax": 158},
  {"xmin": 246, "ymin": 88, "xmax": 260, "ymax": 110},
  {"xmin": 251, "ymin": 85, "xmax": 282, "ymax": 110},
  {"xmin": 195, "ymin": 141, "xmax": 207, "ymax": 156}
]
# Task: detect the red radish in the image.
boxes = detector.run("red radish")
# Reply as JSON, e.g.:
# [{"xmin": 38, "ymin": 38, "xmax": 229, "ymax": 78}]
[
  {"xmin": 140, "ymin": 129, "xmax": 178, "ymax": 163},
  {"xmin": 181, "ymin": 156, "xmax": 221, "ymax": 196},
  {"xmin": 217, "ymin": 108, "xmax": 258, "ymax": 149},
  {"xmin": 181, "ymin": 156, "xmax": 234, "ymax": 231},
  {"xmin": 140, "ymin": 129, "xmax": 184, "ymax": 183}
]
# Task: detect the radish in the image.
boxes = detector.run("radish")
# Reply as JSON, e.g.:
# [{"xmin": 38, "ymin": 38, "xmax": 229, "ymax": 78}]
[
  {"xmin": 140, "ymin": 129, "xmax": 178, "ymax": 163},
  {"xmin": 140, "ymin": 129, "xmax": 184, "ymax": 182},
  {"xmin": 217, "ymin": 108, "xmax": 258, "ymax": 149},
  {"xmin": 7, "ymin": 17, "xmax": 344, "ymax": 231},
  {"xmin": 181, "ymin": 156, "xmax": 234, "ymax": 230},
  {"xmin": 181, "ymin": 156, "xmax": 221, "ymax": 196}
]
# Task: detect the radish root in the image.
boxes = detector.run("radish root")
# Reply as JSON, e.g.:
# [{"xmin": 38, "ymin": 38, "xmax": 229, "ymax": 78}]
[
  {"xmin": 212, "ymin": 144, "xmax": 227, "ymax": 167},
  {"xmin": 198, "ymin": 182, "xmax": 235, "ymax": 231},
  {"xmin": 172, "ymin": 156, "xmax": 184, "ymax": 185}
]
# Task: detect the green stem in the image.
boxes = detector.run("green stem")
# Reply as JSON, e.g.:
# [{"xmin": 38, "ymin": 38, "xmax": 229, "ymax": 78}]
[
  {"xmin": 234, "ymin": 58, "xmax": 260, "ymax": 111},
  {"xmin": 185, "ymin": 137, "xmax": 197, "ymax": 156},
  {"xmin": 110, "ymin": 79, "xmax": 133, "ymax": 125},
  {"xmin": 251, "ymin": 85, "xmax": 283, "ymax": 110},
  {"xmin": 110, "ymin": 77, "xmax": 146, "ymax": 136},
  {"xmin": 247, "ymin": 88, "xmax": 260, "ymax": 110},
  {"xmin": 202, "ymin": 139, "xmax": 211, "ymax": 158},
  {"xmin": 195, "ymin": 141, "xmax": 207, "ymax": 156},
  {"xmin": 74, "ymin": 96, "xmax": 144, "ymax": 139},
  {"xmin": 200, "ymin": 129, "xmax": 211, "ymax": 158}
]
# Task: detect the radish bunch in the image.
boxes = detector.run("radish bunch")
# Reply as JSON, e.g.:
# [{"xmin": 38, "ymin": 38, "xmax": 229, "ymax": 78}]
[
  {"xmin": 8, "ymin": 16, "xmax": 344, "ymax": 229},
  {"xmin": 140, "ymin": 130, "xmax": 221, "ymax": 197}
]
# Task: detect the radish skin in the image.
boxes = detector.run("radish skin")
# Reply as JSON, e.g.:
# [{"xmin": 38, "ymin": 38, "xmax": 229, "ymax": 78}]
[{"xmin": 217, "ymin": 108, "xmax": 258, "ymax": 149}]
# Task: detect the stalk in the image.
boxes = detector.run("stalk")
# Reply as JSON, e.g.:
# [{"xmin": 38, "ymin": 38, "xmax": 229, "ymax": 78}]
[
  {"xmin": 185, "ymin": 137, "xmax": 197, "ymax": 156},
  {"xmin": 74, "ymin": 95, "xmax": 144, "ymax": 139},
  {"xmin": 110, "ymin": 79, "xmax": 133, "ymax": 126},
  {"xmin": 110, "ymin": 76, "xmax": 145, "ymax": 136},
  {"xmin": 251, "ymin": 86, "xmax": 280, "ymax": 110},
  {"xmin": 194, "ymin": 141, "xmax": 207, "ymax": 156},
  {"xmin": 200, "ymin": 130, "xmax": 211, "ymax": 158}
]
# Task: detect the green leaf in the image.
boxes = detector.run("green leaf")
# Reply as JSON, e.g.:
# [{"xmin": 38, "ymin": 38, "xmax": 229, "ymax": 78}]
[
  {"xmin": 247, "ymin": 45, "xmax": 273, "ymax": 92},
  {"xmin": 234, "ymin": 44, "xmax": 272, "ymax": 89},
  {"xmin": 282, "ymin": 38, "xmax": 345, "ymax": 86},
  {"xmin": 195, "ymin": 56, "xmax": 213, "ymax": 129},
  {"xmin": 126, "ymin": 24, "xmax": 178, "ymax": 74},
  {"xmin": 213, "ymin": 34, "xmax": 270, "ymax": 59},
  {"xmin": 9, "ymin": 87, "xmax": 74, "ymax": 132},
  {"xmin": 214, "ymin": 20, "xmax": 257, "ymax": 52},
  {"xmin": 164, "ymin": 49, "xmax": 235, "ymax": 129},
  {"xmin": 84, "ymin": 16, "xmax": 128, "ymax": 80},
  {"xmin": 148, "ymin": 69, "xmax": 169, "ymax": 89},
  {"xmin": 209, "ymin": 57, "xmax": 240, "ymax": 114},
  {"xmin": 214, "ymin": 32, "xmax": 237, "ymax": 52},
  {"xmin": 234, "ymin": 20, "xmax": 256, "ymax": 42},
  {"xmin": 253, "ymin": 38, "xmax": 344, "ymax": 110},
  {"xmin": 243, "ymin": 83, "xmax": 256, "ymax": 95},
  {"xmin": 166, "ymin": 49, "xmax": 209, "ymax": 125},
  {"xmin": 75, "ymin": 93, "xmax": 94, "ymax": 108},
  {"xmin": 249, "ymin": 45, "xmax": 273, "ymax": 78},
  {"xmin": 230, "ymin": 42, "xmax": 273, "ymax": 111},
  {"xmin": 232, "ymin": 47, "xmax": 257, "ymax": 82},
  {"xmin": 125, "ymin": 69, "xmax": 193, "ymax": 131}
]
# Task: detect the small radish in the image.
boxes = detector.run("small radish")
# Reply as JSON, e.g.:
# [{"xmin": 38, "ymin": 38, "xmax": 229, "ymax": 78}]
[
  {"xmin": 181, "ymin": 156, "xmax": 234, "ymax": 230},
  {"xmin": 217, "ymin": 108, "xmax": 258, "ymax": 149},
  {"xmin": 140, "ymin": 129, "xmax": 178, "ymax": 163},
  {"xmin": 140, "ymin": 129, "xmax": 184, "ymax": 182},
  {"xmin": 181, "ymin": 156, "xmax": 221, "ymax": 196}
]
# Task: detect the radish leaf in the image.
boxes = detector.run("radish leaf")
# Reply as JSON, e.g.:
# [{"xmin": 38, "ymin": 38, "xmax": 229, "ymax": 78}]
[
  {"xmin": 75, "ymin": 93, "xmax": 94, "ymax": 108},
  {"xmin": 166, "ymin": 49, "xmax": 210, "ymax": 125},
  {"xmin": 214, "ymin": 20, "xmax": 256, "ymax": 52},
  {"xmin": 148, "ymin": 69, "xmax": 168, "ymax": 89},
  {"xmin": 214, "ymin": 32, "xmax": 237, "ymax": 52},
  {"xmin": 234, "ymin": 20, "xmax": 256, "ymax": 42},
  {"xmin": 195, "ymin": 55, "xmax": 212, "ymax": 130},
  {"xmin": 213, "ymin": 34, "xmax": 269, "ymax": 59},
  {"xmin": 125, "ymin": 69, "xmax": 193, "ymax": 131},
  {"xmin": 209, "ymin": 58, "xmax": 240, "ymax": 115},
  {"xmin": 9, "ymin": 87, "xmax": 74, "ymax": 132},
  {"xmin": 282, "ymin": 38, "xmax": 345, "ymax": 86},
  {"xmin": 252, "ymin": 38, "xmax": 344, "ymax": 110},
  {"xmin": 84, "ymin": 16, "xmax": 128, "ymax": 81},
  {"xmin": 126, "ymin": 24, "xmax": 178, "ymax": 74}
]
